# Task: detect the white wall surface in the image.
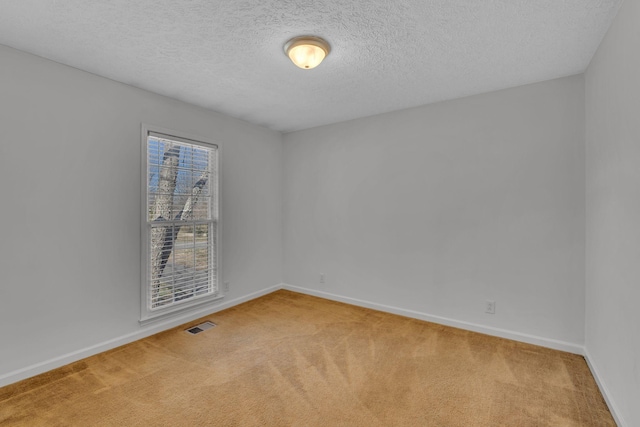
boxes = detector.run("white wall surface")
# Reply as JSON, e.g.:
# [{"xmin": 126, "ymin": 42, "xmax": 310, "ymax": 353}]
[
  {"xmin": 0, "ymin": 44, "xmax": 283, "ymax": 379},
  {"xmin": 284, "ymin": 75, "xmax": 586, "ymax": 347},
  {"xmin": 585, "ymin": 0, "xmax": 640, "ymax": 424}
]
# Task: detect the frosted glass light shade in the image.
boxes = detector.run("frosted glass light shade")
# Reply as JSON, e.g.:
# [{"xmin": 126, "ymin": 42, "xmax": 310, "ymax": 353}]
[{"xmin": 284, "ymin": 36, "xmax": 331, "ymax": 69}]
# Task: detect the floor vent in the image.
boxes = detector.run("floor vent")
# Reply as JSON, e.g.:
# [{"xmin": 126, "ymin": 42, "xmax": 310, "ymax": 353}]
[{"xmin": 185, "ymin": 321, "xmax": 216, "ymax": 335}]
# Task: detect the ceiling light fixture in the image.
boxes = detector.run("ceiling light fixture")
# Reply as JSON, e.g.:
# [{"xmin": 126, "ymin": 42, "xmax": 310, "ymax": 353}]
[{"xmin": 284, "ymin": 36, "xmax": 331, "ymax": 70}]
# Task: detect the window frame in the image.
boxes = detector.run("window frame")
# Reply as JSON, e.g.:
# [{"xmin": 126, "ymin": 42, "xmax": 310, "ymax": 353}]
[{"xmin": 140, "ymin": 124, "xmax": 223, "ymax": 325}]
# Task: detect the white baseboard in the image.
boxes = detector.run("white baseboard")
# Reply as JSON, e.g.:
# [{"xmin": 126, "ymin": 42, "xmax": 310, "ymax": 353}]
[
  {"xmin": 282, "ymin": 284, "xmax": 585, "ymax": 355},
  {"xmin": 584, "ymin": 349, "xmax": 626, "ymax": 427},
  {"xmin": 0, "ymin": 284, "xmax": 282, "ymax": 388}
]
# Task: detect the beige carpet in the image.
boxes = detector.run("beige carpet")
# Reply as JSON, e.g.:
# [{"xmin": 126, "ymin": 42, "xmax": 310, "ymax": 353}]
[{"xmin": 0, "ymin": 290, "xmax": 615, "ymax": 426}]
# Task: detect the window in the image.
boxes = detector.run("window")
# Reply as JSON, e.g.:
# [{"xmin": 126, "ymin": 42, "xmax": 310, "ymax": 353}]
[{"xmin": 141, "ymin": 126, "xmax": 220, "ymax": 323}]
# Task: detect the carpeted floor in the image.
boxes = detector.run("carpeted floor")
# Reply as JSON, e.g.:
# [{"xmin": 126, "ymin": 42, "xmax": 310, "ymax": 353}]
[{"xmin": 0, "ymin": 290, "xmax": 615, "ymax": 426}]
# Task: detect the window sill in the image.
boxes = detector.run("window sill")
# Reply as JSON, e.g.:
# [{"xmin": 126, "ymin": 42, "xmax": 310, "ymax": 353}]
[{"xmin": 139, "ymin": 294, "xmax": 225, "ymax": 327}]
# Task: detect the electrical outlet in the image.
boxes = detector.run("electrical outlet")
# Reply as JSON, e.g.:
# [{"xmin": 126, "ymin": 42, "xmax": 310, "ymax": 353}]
[
  {"xmin": 485, "ymin": 300, "xmax": 496, "ymax": 314},
  {"xmin": 223, "ymin": 281, "xmax": 230, "ymax": 292},
  {"xmin": 319, "ymin": 274, "xmax": 325, "ymax": 284}
]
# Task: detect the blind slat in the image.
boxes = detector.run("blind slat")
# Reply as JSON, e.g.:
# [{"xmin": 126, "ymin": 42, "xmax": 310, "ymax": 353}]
[{"xmin": 147, "ymin": 133, "xmax": 218, "ymax": 310}]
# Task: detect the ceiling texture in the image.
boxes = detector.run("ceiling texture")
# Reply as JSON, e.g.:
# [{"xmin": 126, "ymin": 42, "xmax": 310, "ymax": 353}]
[{"xmin": 0, "ymin": 0, "xmax": 622, "ymax": 132}]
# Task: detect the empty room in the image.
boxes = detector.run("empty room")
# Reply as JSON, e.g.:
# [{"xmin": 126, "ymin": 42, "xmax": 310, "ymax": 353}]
[{"xmin": 0, "ymin": 0, "xmax": 638, "ymax": 426}]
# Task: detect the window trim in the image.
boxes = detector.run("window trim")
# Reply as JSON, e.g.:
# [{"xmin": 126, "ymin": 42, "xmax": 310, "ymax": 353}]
[{"xmin": 140, "ymin": 124, "xmax": 223, "ymax": 325}]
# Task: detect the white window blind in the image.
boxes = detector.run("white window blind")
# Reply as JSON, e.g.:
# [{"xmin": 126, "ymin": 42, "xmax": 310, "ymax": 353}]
[{"xmin": 145, "ymin": 131, "xmax": 219, "ymax": 312}]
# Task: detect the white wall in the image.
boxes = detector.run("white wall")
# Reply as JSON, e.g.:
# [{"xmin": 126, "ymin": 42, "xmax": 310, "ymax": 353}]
[
  {"xmin": 0, "ymin": 44, "xmax": 283, "ymax": 381},
  {"xmin": 585, "ymin": 0, "xmax": 640, "ymax": 424},
  {"xmin": 283, "ymin": 75, "xmax": 585, "ymax": 349}
]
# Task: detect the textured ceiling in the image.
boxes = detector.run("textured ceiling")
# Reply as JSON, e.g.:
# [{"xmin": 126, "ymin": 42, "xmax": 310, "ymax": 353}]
[{"xmin": 0, "ymin": 0, "xmax": 622, "ymax": 132}]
